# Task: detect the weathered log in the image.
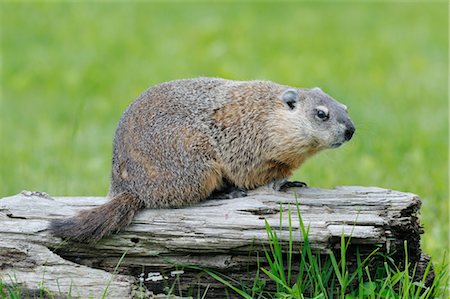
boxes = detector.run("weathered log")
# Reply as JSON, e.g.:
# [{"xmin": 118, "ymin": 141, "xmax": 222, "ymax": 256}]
[{"xmin": 0, "ymin": 186, "xmax": 429, "ymax": 298}]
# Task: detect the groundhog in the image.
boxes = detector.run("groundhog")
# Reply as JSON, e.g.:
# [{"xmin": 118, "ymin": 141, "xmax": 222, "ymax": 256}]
[{"xmin": 50, "ymin": 78, "xmax": 355, "ymax": 242}]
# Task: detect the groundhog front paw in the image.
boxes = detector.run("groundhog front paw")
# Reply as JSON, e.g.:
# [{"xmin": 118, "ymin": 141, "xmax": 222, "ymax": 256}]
[
  {"xmin": 269, "ymin": 179, "xmax": 307, "ymax": 191},
  {"xmin": 279, "ymin": 181, "xmax": 307, "ymax": 190}
]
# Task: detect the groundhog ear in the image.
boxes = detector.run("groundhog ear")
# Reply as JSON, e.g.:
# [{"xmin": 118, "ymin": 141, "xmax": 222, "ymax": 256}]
[{"xmin": 281, "ymin": 89, "xmax": 299, "ymax": 110}]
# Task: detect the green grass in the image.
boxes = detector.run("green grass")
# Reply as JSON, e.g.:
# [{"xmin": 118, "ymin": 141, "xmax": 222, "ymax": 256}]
[
  {"xmin": 0, "ymin": 0, "xmax": 447, "ymax": 262},
  {"xmin": 0, "ymin": 251, "xmax": 126, "ymax": 299},
  {"xmin": 204, "ymin": 204, "xmax": 449, "ymax": 299},
  {"xmin": 0, "ymin": 273, "xmax": 58, "ymax": 299}
]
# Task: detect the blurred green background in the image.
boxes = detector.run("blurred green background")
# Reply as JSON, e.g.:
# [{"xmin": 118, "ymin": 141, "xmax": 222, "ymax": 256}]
[{"xmin": 1, "ymin": 2, "xmax": 447, "ymax": 258}]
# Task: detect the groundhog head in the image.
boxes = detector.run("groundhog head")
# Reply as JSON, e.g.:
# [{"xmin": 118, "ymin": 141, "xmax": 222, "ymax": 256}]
[{"xmin": 273, "ymin": 87, "xmax": 355, "ymax": 151}]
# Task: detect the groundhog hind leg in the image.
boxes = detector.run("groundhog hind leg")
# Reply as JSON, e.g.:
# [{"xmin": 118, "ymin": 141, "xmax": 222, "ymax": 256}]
[
  {"xmin": 144, "ymin": 158, "xmax": 223, "ymax": 207},
  {"xmin": 208, "ymin": 182, "xmax": 248, "ymax": 200},
  {"xmin": 122, "ymin": 123, "xmax": 224, "ymax": 208}
]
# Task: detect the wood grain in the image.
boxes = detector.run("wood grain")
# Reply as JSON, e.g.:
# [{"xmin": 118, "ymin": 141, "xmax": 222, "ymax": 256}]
[{"xmin": 0, "ymin": 186, "xmax": 428, "ymax": 298}]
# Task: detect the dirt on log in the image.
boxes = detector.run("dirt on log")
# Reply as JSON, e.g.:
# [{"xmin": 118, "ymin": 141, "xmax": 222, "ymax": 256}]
[{"xmin": 0, "ymin": 186, "xmax": 431, "ymax": 298}]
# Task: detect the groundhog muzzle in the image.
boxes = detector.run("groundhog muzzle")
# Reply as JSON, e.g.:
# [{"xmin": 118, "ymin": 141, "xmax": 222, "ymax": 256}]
[{"xmin": 50, "ymin": 78, "xmax": 355, "ymax": 242}]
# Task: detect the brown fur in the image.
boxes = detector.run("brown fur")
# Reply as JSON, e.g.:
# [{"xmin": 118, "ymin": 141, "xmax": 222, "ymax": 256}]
[
  {"xmin": 50, "ymin": 193, "xmax": 143, "ymax": 243},
  {"xmin": 49, "ymin": 78, "xmax": 354, "ymax": 242}
]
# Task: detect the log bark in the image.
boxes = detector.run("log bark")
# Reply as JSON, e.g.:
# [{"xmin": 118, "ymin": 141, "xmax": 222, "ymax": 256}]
[{"xmin": 0, "ymin": 186, "xmax": 429, "ymax": 298}]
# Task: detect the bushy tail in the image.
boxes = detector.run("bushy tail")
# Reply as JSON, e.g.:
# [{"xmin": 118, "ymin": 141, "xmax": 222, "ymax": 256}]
[{"xmin": 49, "ymin": 192, "xmax": 143, "ymax": 243}]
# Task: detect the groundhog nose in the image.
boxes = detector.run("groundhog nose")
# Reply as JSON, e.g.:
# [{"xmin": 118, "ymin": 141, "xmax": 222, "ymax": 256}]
[{"xmin": 344, "ymin": 124, "xmax": 355, "ymax": 141}]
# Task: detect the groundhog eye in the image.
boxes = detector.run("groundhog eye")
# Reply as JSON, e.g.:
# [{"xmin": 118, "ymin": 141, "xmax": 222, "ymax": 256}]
[{"xmin": 315, "ymin": 107, "xmax": 329, "ymax": 121}]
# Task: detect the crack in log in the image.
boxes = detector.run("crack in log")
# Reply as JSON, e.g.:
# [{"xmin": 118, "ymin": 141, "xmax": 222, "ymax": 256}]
[
  {"xmin": 6, "ymin": 213, "xmax": 27, "ymax": 219},
  {"xmin": 238, "ymin": 207, "xmax": 279, "ymax": 215}
]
